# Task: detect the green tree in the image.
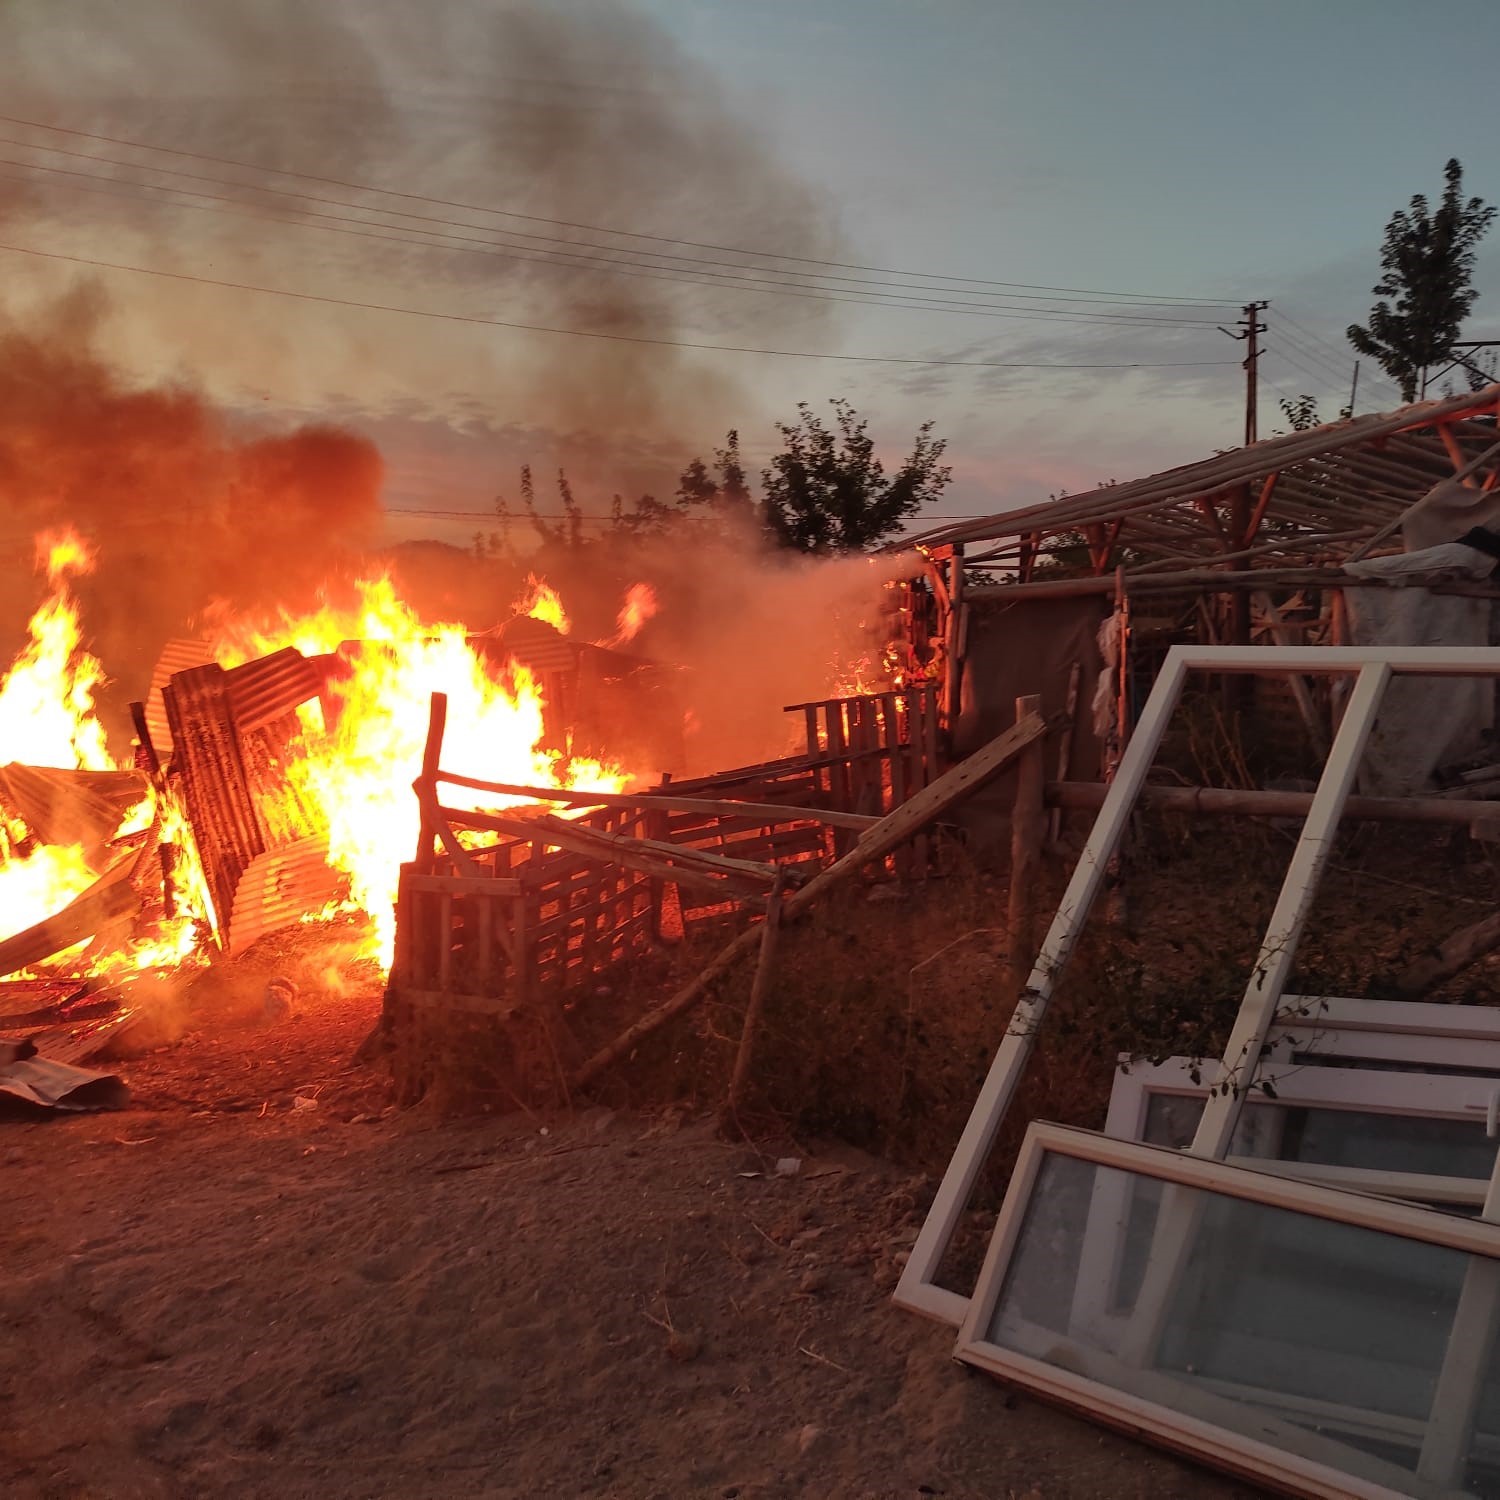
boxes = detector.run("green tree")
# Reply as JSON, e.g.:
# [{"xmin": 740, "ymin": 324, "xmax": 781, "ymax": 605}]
[
  {"xmin": 674, "ymin": 430, "xmax": 754, "ymax": 517},
  {"xmin": 758, "ymin": 400, "xmax": 951, "ymax": 553},
  {"xmin": 1347, "ymin": 159, "xmax": 1497, "ymax": 403}
]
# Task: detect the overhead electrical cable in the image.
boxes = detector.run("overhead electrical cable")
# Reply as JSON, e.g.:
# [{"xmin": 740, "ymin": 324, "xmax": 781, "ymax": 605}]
[
  {"xmin": 0, "ymin": 140, "xmax": 1228, "ymax": 321},
  {"xmin": 0, "ymin": 238, "xmax": 1240, "ymax": 370},
  {"xmin": 1262, "ymin": 342, "xmax": 1346, "ymax": 399},
  {"xmin": 0, "ymin": 112, "xmax": 1239, "ymax": 307},
  {"xmin": 0, "ymin": 134, "xmax": 1232, "ymax": 313},
  {"xmin": 0, "ymin": 159, "xmax": 1228, "ymax": 329}
]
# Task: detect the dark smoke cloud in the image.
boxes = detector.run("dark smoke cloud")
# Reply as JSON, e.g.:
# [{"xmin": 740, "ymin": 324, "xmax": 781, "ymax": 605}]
[
  {"xmin": 0, "ymin": 0, "xmax": 856, "ymax": 766},
  {"xmin": 0, "ymin": 0, "xmax": 843, "ymax": 446}
]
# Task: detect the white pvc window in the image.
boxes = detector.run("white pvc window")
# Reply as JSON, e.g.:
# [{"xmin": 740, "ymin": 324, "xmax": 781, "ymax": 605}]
[
  {"xmin": 957, "ymin": 1124, "xmax": 1500, "ymax": 1500},
  {"xmin": 897, "ymin": 646, "xmax": 1500, "ymax": 1328},
  {"xmin": 1106, "ymin": 1056, "xmax": 1500, "ymax": 1195}
]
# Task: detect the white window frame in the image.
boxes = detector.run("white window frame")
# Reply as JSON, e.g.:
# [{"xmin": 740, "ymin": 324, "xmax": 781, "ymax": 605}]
[
  {"xmin": 955, "ymin": 1122, "xmax": 1500, "ymax": 1500},
  {"xmin": 1077, "ymin": 1057, "xmax": 1500, "ymax": 1348},
  {"xmin": 897, "ymin": 645, "xmax": 1500, "ymax": 1328},
  {"xmin": 1273, "ymin": 994, "xmax": 1500, "ymax": 1074}
]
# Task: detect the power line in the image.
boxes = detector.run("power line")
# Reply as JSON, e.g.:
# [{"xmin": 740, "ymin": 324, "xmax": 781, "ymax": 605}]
[
  {"xmin": 1273, "ymin": 329, "xmax": 1371, "ymax": 405},
  {"xmin": 0, "ymin": 237, "xmax": 1241, "ymax": 371},
  {"xmin": 1271, "ymin": 326, "xmax": 1354, "ymax": 386},
  {"xmin": 0, "ymin": 112, "xmax": 1238, "ymax": 307},
  {"xmin": 1276, "ymin": 306, "xmax": 1402, "ymax": 401},
  {"xmin": 1262, "ymin": 342, "xmax": 1345, "ymax": 399},
  {"xmin": 0, "ymin": 158, "xmax": 1226, "ymax": 330},
  {"xmin": 0, "ymin": 134, "xmax": 1234, "ymax": 316}
]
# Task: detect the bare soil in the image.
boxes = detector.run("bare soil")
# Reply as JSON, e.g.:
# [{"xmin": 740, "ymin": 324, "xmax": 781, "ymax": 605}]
[{"xmin": 2, "ymin": 977, "xmax": 1263, "ymax": 1500}]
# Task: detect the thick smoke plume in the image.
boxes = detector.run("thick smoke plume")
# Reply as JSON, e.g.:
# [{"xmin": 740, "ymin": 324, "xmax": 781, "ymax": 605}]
[
  {"xmin": 0, "ymin": 291, "xmax": 383, "ymax": 722},
  {"xmin": 0, "ymin": 0, "xmax": 883, "ymax": 773},
  {"xmin": 1, "ymin": 0, "xmax": 842, "ymax": 457}
]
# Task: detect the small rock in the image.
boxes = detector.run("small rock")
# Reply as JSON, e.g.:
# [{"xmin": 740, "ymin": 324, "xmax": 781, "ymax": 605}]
[
  {"xmin": 797, "ymin": 1268, "xmax": 828, "ymax": 1295},
  {"xmin": 666, "ymin": 1327, "xmax": 702, "ymax": 1363},
  {"xmin": 796, "ymin": 1423, "xmax": 823, "ymax": 1455},
  {"xmin": 263, "ymin": 977, "xmax": 297, "ymax": 1023},
  {"xmin": 291, "ymin": 1094, "xmax": 318, "ymax": 1111},
  {"xmin": 774, "ymin": 1157, "xmax": 802, "ymax": 1178}
]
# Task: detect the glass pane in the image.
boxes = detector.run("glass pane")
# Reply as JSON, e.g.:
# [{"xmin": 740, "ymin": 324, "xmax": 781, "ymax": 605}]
[
  {"xmin": 1141, "ymin": 1091, "xmax": 1497, "ymax": 1178},
  {"xmin": 980, "ymin": 1150, "xmax": 1500, "ymax": 1496},
  {"xmin": 1284, "ymin": 1108, "xmax": 1498, "ymax": 1179}
]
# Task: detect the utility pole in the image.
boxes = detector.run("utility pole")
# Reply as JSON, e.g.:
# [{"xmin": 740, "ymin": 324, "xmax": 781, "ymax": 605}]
[
  {"xmin": 1216, "ymin": 301, "xmax": 1267, "ymax": 703},
  {"xmin": 1220, "ymin": 300, "xmax": 1269, "ymax": 446}
]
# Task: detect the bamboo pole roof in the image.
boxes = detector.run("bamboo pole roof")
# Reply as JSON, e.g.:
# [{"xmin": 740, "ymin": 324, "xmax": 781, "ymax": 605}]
[{"xmin": 902, "ymin": 385, "xmax": 1500, "ymax": 575}]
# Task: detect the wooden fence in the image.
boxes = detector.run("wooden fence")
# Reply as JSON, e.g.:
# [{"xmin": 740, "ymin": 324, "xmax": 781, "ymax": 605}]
[{"xmin": 389, "ymin": 685, "xmax": 947, "ymax": 1017}]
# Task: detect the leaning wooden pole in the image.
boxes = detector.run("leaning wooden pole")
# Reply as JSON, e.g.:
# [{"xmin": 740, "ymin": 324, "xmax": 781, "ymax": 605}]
[
  {"xmin": 724, "ymin": 870, "xmax": 789, "ymax": 1121},
  {"xmin": 1394, "ymin": 909, "xmax": 1500, "ymax": 999},
  {"xmin": 1004, "ymin": 695, "xmax": 1046, "ymax": 996},
  {"xmin": 571, "ymin": 711, "xmax": 1048, "ymax": 1091}
]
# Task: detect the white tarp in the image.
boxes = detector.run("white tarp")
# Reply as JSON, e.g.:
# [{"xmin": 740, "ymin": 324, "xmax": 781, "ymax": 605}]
[{"xmin": 1344, "ymin": 540, "xmax": 1496, "ymax": 794}]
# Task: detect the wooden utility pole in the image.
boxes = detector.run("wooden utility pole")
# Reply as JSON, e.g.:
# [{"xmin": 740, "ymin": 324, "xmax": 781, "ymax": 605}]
[
  {"xmin": 1215, "ymin": 303, "xmax": 1267, "ymax": 690},
  {"xmin": 1220, "ymin": 301, "xmax": 1269, "ymax": 445}
]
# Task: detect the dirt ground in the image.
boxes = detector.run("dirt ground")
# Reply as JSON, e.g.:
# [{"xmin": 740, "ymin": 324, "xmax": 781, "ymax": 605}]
[{"xmin": 1, "ymin": 979, "xmax": 1267, "ymax": 1500}]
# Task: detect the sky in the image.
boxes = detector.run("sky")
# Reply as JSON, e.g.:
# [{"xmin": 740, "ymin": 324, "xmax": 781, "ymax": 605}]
[{"xmin": 0, "ymin": 0, "xmax": 1496, "ymax": 549}]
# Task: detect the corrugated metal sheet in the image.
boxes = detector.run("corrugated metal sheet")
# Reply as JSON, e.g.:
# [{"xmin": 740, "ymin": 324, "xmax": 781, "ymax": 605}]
[
  {"xmin": 0, "ymin": 765, "xmax": 149, "ymax": 851},
  {"xmin": 144, "ymin": 638, "xmax": 215, "ymax": 756},
  {"xmin": 227, "ymin": 836, "xmax": 345, "ymax": 954},
  {"xmin": 225, "ymin": 648, "xmax": 327, "ymax": 734},
  {"xmin": 164, "ymin": 663, "xmax": 263, "ymax": 932}
]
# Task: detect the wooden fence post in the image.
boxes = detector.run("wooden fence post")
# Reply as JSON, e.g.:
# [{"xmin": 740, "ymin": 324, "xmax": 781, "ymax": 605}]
[
  {"xmin": 1005, "ymin": 694, "xmax": 1046, "ymax": 995},
  {"xmin": 415, "ymin": 691, "xmax": 449, "ymax": 872},
  {"xmin": 724, "ymin": 870, "xmax": 789, "ymax": 1123}
]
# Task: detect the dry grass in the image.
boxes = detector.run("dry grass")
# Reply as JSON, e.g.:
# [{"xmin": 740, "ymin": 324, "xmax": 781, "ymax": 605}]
[{"xmin": 390, "ymin": 806, "xmax": 1500, "ymax": 1200}]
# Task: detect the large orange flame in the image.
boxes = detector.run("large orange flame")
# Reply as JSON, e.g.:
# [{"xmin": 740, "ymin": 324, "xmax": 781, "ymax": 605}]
[
  {"xmin": 0, "ymin": 528, "xmax": 114, "ymax": 772},
  {"xmin": 220, "ymin": 576, "xmax": 628, "ymax": 966}
]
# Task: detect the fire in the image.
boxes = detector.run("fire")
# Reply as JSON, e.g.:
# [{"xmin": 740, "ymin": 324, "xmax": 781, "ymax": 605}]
[
  {"xmin": 604, "ymin": 582, "xmax": 659, "ymax": 648},
  {"xmin": 0, "ymin": 816, "xmax": 97, "ymax": 944},
  {"xmin": 0, "ymin": 528, "xmax": 115, "ymax": 771},
  {"xmin": 516, "ymin": 574, "xmax": 570, "ymax": 635},
  {"xmin": 221, "ymin": 576, "xmax": 628, "ymax": 965},
  {"xmin": 0, "ymin": 533, "xmax": 637, "ymax": 984}
]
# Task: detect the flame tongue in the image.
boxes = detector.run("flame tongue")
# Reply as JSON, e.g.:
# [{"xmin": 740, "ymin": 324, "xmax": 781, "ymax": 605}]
[
  {"xmin": 604, "ymin": 582, "xmax": 658, "ymax": 649},
  {"xmin": 516, "ymin": 574, "xmax": 570, "ymax": 635},
  {"xmin": 0, "ymin": 528, "xmax": 114, "ymax": 772}
]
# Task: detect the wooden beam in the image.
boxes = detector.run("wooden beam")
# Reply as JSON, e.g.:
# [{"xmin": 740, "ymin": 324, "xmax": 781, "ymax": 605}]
[
  {"xmin": 1005, "ymin": 696, "xmax": 1047, "ymax": 994},
  {"xmin": 1194, "ymin": 495, "xmax": 1230, "ymax": 548},
  {"xmin": 572, "ymin": 712, "xmax": 1047, "ymax": 1089},
  {"xmin": 724, "ymin": 869, "xmax": 788, "ymax": 1122},
  {"xmin": 1047, "ymin": 779, "xmax": 1498, "ymax": 828},
  {"xmin": 1094, "ymin": 517, "xmax": 1126, "ymax": 575},
  {"xmin": 1241, "ymin": 472, "xmax": 1279, "ymax": 547},
  {"xmin": 438, "ymin": 805, "xmax": 786, "ymax": 899},
  {"xmin": 1253, "ymin": 592, "xmax": 1329, "ymax": 759},
  {"xmin": 427, "ymin": 772, "xmax": 879, "ymax": 834}
]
